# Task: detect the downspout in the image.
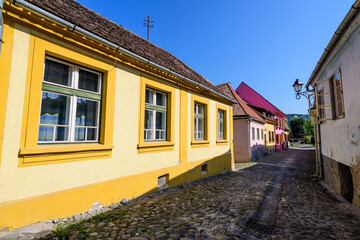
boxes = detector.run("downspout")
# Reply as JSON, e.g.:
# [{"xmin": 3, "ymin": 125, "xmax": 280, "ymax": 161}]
[
  {"xmin": 12, "ymin": 0, "xmax": 236, "ymax": 104},
  {"xmin": 0, "ymin": 0, "xmax": 4, "ymax": 55}
]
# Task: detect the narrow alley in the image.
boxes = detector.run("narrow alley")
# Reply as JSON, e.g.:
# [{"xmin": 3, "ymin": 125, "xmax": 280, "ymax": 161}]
[{"xmin": 28, "ymin": 150, "xmax": 360, "ymax": 240}]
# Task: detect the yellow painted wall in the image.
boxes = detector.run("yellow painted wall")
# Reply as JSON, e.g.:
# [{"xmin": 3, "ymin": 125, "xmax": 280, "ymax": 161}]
[
  {"xmin": 0, "ymin": 14, "xmax": 234, "ymax": 229},
  {"xmin": 264, "ymin": 122, "xmax": 276, "ymax": 153}
]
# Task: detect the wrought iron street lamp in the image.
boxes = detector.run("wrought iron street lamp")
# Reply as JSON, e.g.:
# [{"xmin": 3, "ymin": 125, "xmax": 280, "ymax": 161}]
[{"xmin": 293, "ymin": 79, "xmax": 310, "ymax": 99}]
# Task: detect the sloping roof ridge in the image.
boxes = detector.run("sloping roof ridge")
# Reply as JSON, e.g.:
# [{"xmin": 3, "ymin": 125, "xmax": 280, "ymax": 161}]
[
  {"xmin": 240, "ymin": 82, "xmax": 285, "ymax": 116},
  {"xmin": 24, "ymin": 0, "xmax": 228, "ymax": 99},
  {"xmin": 224, "ymin": 83, "xmax": 263, "ymax": 121}
]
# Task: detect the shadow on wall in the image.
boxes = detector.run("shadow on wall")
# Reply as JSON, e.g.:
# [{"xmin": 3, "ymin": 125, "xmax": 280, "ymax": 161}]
[
  {"xmin": 250, "ymin": 144, "xmax": 265, "ymax": 162},
  {"xmin": 0, "ymin": 151, "xmax": 233, "ymax": 230},
  {"xmin": 145, "ymin": 151, "xmax": 233, "ymax": 194}
]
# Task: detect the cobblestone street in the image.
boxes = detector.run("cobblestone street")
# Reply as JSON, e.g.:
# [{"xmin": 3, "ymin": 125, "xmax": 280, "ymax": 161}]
[{"xmin": 40, "ymin": 150, "xmax": 360, "ymax": 240}]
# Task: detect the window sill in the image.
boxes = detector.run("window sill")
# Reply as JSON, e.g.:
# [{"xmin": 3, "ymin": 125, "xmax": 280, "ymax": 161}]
[
  {"xmin": 18, "ymin": 144, "xmax": 113, "ymax": 166},
  {"xmin": 216, "ymin": 139, "xmax": 228, "ymax": 145},
  {"xmin": 137, "ymin": 141, "xmax": 175, "ymax": 154},
  {"xmin": 191, "ymin": 140, "xmax": 210, "ymax": 148}
]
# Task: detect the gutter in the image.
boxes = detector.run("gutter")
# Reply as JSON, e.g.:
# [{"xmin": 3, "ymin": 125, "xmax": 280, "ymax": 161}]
[
  {"xmin": 0, "ymin": 0, "xmax": 4, "ymax": 55},
  {"xmin": 306, "ymin": 0, "xmax": 360, "ymax": 89},
  {"xmin": 11, "ymin": 0, "xmax": 236, "ymax": 104}
]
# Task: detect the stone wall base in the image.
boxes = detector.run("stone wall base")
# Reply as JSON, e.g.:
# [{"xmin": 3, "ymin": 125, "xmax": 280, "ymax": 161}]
[
  {"xmin": 350, "ymin": 162, "xmax": 360, "ymax": 206},
  {"xmin": 322, "ymin": 155, "xmax": 355, "ymax": 204}
]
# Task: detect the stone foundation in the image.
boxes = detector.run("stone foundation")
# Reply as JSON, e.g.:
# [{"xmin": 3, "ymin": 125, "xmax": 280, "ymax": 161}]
[
  {"xmin": 322, "ymin": 155, "xmax": 355, "ymax": 203},
  {"xmin": 351, "ymin": 162, "xmax": 360, "ymax": 206}
]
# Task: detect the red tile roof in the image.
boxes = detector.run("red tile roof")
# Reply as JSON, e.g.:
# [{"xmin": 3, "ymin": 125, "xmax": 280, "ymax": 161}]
[
  {"xmin": 24, "ymin": 0, "xmax": 229, "ymax": 98},
  {"xmin": 217, "ymin": 83, "xmax": 264, "ymax": 122}
]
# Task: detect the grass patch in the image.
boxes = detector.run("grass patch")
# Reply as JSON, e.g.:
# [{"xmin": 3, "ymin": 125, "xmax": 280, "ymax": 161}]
[
  {"xmin": 290, "ymin": 143, "xmax": 300, "ymax": 147},
  {"xmin": 51, "ymin": 220, "xmax": 87, "ymax": 240}
]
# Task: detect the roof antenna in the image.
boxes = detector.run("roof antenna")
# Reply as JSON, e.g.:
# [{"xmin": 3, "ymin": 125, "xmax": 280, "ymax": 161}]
[{"xmin": 143, "ymin": 15, "xmax": 153, "ymax": 41}]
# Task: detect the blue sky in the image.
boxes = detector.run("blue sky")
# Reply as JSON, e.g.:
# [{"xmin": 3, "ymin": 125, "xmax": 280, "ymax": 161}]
[{"xmin": 77, "ymin": 0, "xmax": 353, "ymax": 114}]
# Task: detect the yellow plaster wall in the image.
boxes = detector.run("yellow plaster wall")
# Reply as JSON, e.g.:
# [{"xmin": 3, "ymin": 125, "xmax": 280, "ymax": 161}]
[
  {"xmin": 264, "ymin": 122, "xmax": 275, "ymax": 149},
  {"xmin": 0, "ymin": 19, "xmax": 233, "ymax": 229},
  {"xmin": 187, "ymin": 92, "xmax": 232, "ymax": 167}
]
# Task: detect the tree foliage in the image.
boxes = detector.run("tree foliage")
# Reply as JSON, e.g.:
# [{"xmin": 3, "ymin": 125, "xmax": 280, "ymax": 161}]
[{"xmin": 290, "ymin": 117, "xmax": 305, "ymax": 138}]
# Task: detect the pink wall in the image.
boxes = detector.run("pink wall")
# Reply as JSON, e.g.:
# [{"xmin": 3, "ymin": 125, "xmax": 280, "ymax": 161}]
[{"xmin": 233, "ymin": 119, "xmax": 251, "ymax": 162}]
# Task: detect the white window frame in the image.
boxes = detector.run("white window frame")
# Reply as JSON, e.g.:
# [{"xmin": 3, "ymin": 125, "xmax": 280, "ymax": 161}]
[
  {"xmin": 144, "ymin": 88, "xmax": 167, "ymax": 141},
  {"xmin": 218, "ymin": 109, "xmax": 224, "ymax": 140},
  {"xmin": 38, "ymin": 56, "xmax": 102, "ymax": 143},
  {"xmin": 194, "ymin": 103, "xmax": 205, "ymax": 140}
]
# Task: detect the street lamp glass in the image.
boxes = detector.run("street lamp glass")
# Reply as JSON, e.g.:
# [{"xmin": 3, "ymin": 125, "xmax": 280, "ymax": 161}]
[{"xmin": 292, "ymin": 79, "xmax": 303, "ymax": 93}]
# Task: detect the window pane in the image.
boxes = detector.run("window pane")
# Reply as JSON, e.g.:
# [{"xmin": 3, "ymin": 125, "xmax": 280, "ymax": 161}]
[
  {"xmin": 44, "ymin": 59, "xmax": 70, "ymax": 86},
  {"xmin": 198, "ymin": 118, "xmax": 204, "ymax": 132},
  {"xmin": 74, "ymin": 127, "xmax": 86, "ymax": 141},
  {"xmin": 78, "ymin": 69, "xmax": 99, "ymax": 92},
  {"xmin": 156, "ymin": 111, "xmax": 166, "ymax": 130},
  {"xmin": 38, "ymin": 126, "xmax": 54, "ymax": 142},
  {"xmin": 40, "ymin": 92, "xmax": 70, "ymax": 125},
  {"xmin": 145, "ymin": 130, "xmax": 153, "ymax": 140},
  {"xmin": 76, "ymin": 98, "xmax": 98, "ymax": 126},
  {"xmin": 197, "ymin": 104, "xmax": 204, "ymax": 115},
  {"xmin": 145, "ymin": 89, "xmax": 153, "ymax": 104},
  {"xmin": 145, "ymin": 109, "xmax": 153, "ymax": 130},
  {"xmin": 55, "ymin": 126, "xmax": 68, "ymax": 141},
  {"xmin": 87, "ymin": 128, "xmax": 96, "ymax": 141},
  {"xmin": 156, "ymin": 92, "xmax": 166, "ymax": 106}
]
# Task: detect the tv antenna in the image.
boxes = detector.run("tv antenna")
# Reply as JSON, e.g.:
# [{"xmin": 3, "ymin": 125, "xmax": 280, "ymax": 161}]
[{"xmin": 144, "ymin": 15, "xmax": 153, "ymax": 41}]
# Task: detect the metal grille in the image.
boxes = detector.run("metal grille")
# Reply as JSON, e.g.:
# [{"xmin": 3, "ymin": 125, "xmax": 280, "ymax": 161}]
[{"xmin": 247, "ymin": 218, "xmax": 274, "ymax": 234}]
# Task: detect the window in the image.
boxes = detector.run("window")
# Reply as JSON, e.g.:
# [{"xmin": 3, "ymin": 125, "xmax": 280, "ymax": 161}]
[
  {"xmin": 218, "ymin": 109, "xmax": 224, "ymax": 140},
  {"xmin": 316, "ymin": 69, "xmax": 345, "ymax": 122},
  {"xmin": 332, "ymin": 70, "xmax": 345, "ymax": 118},
  {"xmin": 144, "ymin": 88, "xmax": 167, "ymax": 141},
  {"xmin": 216, "ymin": 104, "xmax": 228, "ymax": 144},
  {"xmin": 18, "ymin": 36, "xmax": 115, "ymax": 166},
  {"xmin": 272, "ymin": 132, "xmax": 274, "ymax": 142},
  {"xmin": 191, "ymin": 95, "xmax": 209, "ymax": 147},
  {"xmin": 252, "ymin": 127, "xmax": 255, "ymax": 140},
  {"xmin": 269, "ymin": 132, "xmax": 271, "ymax": 142},
  {"xmin": 38, "ymin": 57, "xmax": 101, "ymax": 143},
  {"xmin": 194, "ymin": 103, "xmax": 205, "ymax": 140},
  {"xmin": 261, "ymin": 129, "xmax": 264, "ymax": 140},
  {"xmin": 138, "ymin": 76, "xmax": 175, "ymax": 153},
  {"xmin": 257, "ymin": 128, "xmax": 259, "ymax": 140}
]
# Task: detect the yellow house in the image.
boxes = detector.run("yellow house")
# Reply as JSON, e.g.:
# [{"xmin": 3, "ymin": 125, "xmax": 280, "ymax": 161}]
[{"xmin": 0, "ymin": 0, "xmax": 236, "ymax": 229}]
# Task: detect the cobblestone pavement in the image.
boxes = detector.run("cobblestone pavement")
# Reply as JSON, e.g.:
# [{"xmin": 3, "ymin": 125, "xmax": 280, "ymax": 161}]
[{"xmin": 41, "ymin": 150, "xmax": 360, "ymax": 240}]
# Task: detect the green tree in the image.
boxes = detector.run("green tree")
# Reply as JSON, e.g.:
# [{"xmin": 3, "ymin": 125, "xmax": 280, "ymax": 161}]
[
  {"xmin": 304, "ymin": 120, "xmax": 314, "ymax": 143},
  {"xmin": 289, "ymin": 117, "xmax": 305, "ymax": 138}
]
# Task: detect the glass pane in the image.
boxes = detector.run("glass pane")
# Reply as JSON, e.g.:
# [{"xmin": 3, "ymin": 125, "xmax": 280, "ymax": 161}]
[
  {"xmin": 76, "ymin": 98, "xmax": 98, "ymax": 126},
  {"xmin": 145, "ymin": 130, "xmax": 153, "ymax": 140},
  {"xmin": 156, "ymin": 111, "xmax": 166, "ymax": 130},
  {"xmin": 324, "ymin": 107, "xmax": 332, "ymax": 119},
  {"xmin": 40, "ymin": 92, "xmax": 70, "ymax": 125},
  {"xmin": 198, "ymin": 118, "xmax": 204, "ymax": 133},
  {"xmin": 87, "ymin": 128, "xmax": 96, "ymax": 140},
  {"xmin": 55, "ymin": 126, "xmax": 68, "ymax": 141},
  {"xmin": 317, "ymin": 81, "xmax": 329, "ymax": 94},
  {"xmin": 196, "ymin": 104, "xmax": 204, "ymax": 115},
  {"xmin": 145, "ymin": 109, "xmax": 153, "ymax": 130},
  {"xmin": 78, "ymin": 69, "xmax": 99, "ymax": 92},
  {"xmin": 44, "ymin": 59, "xmax": 70, "ymax": 86},
  {"xmin": 38, "ymin": 126, "xmax": 54, "ymax": 141},
  {"xmin": 145, "ymin": 89, "xmax": 153, "ymax": 104},
  {"xmin": 155, "ymin": 130, "xmax": 160, "ymax": 140},
  {"xmin": 156, "ymin": 92, "xmax": 166, "ymax": 106},
  {"xmin": 323, "ymin": 94, "xmax": 331, "ymax": 106},
  {"xmin": 74, "ymin": 127, "xmax": 86, "ymax": 141},
  {"xmin": 335, "ymin": 72, "xmax": 341, "ymax": 87}
]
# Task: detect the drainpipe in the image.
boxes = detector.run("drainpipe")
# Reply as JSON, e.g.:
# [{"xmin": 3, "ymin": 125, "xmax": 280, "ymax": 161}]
[
  {"xmin": 12, "ymin": 0, "xmax": 236, "ymax": 104},
  {"xmin": 0, "ymin": 0, "xmax": 4, "ymax": 55}
]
